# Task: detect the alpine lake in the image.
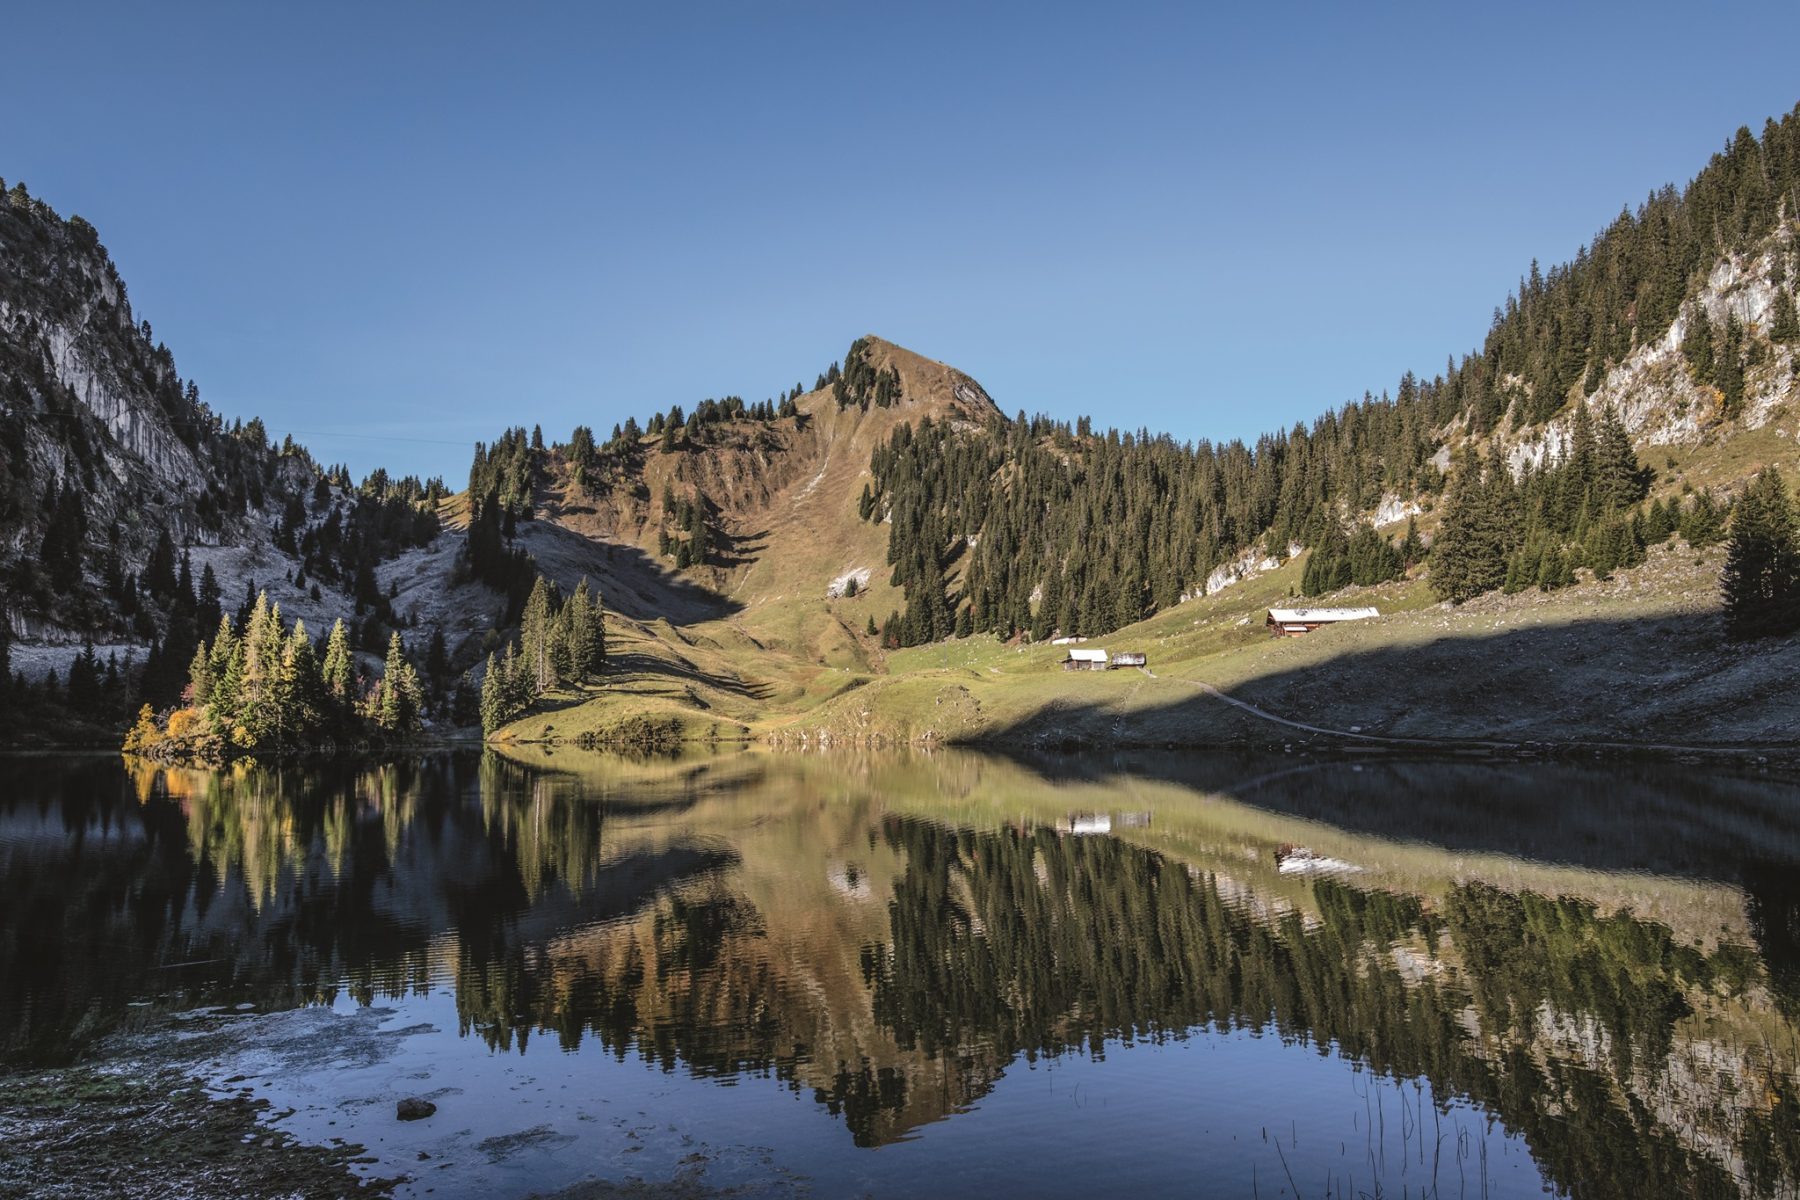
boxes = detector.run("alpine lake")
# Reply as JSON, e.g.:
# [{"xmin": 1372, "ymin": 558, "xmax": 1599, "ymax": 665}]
[{"xmin": 6, "ymin": 747, "xmax": 1800, "ymax": 1199}]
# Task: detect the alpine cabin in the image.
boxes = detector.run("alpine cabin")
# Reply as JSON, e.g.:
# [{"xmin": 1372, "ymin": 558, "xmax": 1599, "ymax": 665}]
[
  {"xmin": 1062, "ymin": 647, "xmax": 1109, "ymax": 671},
  {"xmin": 1266, "ymin": 607, "xmax": 1380, "ymax": 637}
]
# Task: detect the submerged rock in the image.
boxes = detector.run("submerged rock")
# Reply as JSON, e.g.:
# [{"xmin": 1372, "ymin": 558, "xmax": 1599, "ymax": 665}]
[{"xmin": 396, "ymin": 1097, "xmax": 437, "ymax": 1121}]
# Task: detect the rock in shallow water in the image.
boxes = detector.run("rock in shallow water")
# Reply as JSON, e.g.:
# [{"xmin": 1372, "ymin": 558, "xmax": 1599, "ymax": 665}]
[{"xmin": 396, "ymin": 1098, "xmax": 436, "ymax": 1121}]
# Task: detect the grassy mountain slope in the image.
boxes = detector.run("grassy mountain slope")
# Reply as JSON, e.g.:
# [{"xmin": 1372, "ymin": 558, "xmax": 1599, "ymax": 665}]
[{"xmin": 10, "ymin": 109, "xmax": 1800, "ymax": 749}]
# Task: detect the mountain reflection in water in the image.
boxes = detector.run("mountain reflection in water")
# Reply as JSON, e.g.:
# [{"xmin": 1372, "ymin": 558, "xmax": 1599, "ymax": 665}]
[{"xmin": 4, "ymin": 748, "xmax": 1800, "ymax": 1198}]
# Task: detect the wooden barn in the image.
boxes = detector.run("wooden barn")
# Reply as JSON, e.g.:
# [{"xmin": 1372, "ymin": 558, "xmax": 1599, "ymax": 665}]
[
  {"xmin": 1265, "ymin": 607, "xmax": 1380, "ymax": 637},
  {"xmin": 1062, "ymin": 647, "xmax": 1109, "ymax": 671},
  {"xmin": 1109, "ymin": 651, "xmax": 1147, "ymax": 668}
]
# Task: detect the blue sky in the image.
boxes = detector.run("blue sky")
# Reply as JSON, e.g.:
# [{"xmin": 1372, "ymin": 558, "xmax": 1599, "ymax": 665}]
[{"xmin": 7, "ymin": 2, "xmax": 1800, "ymax": 483}]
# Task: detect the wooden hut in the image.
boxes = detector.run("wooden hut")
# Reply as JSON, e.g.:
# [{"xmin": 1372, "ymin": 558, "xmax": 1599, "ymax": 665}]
[{"xmin": 1265, "ymin": 607, "xmax": 1380, "ymax": 637}]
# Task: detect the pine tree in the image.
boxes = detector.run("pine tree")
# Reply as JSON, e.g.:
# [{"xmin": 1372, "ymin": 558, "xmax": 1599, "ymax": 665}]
[
  {"xmin": 1586, "ymin": 404, "xmax": 1639, "ymax": 513},
  {"xmin": 519, "ymin": 576, "xmax": 557, "ymax": 694},
  {"xmin": 187, "ymin": 642, "xmax": 213, "ymax": 706},
  {"xmin": 1399, "ymin": 516, "xmax": 1425, "ymax": 567},
  {"xmin": 321, "ymin": 618, "xmax": 355, "ymax": 713},
  {"xmin": 376, "ymin": 632, "xmax": 423, "ymax": 733},
  {"xmin": 424, "ymin": 628, "xmax": 450, "ymax": 707},
  {"xmin": 1722, "ymin": 467, "xmax": 1800, "ymax": 638},
  {"xmin": 1430, "ymin": 456, "xmax": 1510, "ymax": 603},
  {"xmin": 1681, "ymin": 491, "xmax": 1726, "ymax": 548},
  {"xmin": 1683, "ymin": 308, "xmax": 1716, "ymax": 384},
  {"xmin": 205, "ymin": 614, "xmax": 240, "ymax": 717},
  {"xmin": 67, "ymin": 644, "xmax": 101, "ymax": 711},
  {"xmin": 563, "ymin": 578, "xmax": 603, "ymax": 683},
  {"xmin": 1773, "ymin": 289, "xmax": 1800, "ymax": 343},
  {"xmin": 479, "ymin": 651, "xmax": 505, "ymax": 734},
  {"xmin": 1720, "ymin": 314, "xmax": 1747, "ymax": 417},
  {"xmin": 197, "ymin": 563, "xmax": 223, "ymax": 632},
  {"xmin": 33, "ymin": 482, "xmax": 86, "ymax": 595},
  {"xmin": 145, "ymin": 528, "xmax": 178, "ymax": 599}
]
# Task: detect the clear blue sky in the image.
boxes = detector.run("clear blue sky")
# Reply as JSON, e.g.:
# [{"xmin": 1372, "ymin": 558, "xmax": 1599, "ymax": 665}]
[{"xmin": 7, "ymin": 2, "xmax": 1799, "ymax": 484}]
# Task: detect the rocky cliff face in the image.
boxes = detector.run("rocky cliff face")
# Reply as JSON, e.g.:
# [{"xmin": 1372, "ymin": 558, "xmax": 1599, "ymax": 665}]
[
  {"xmin": 0, "ymin": 182, "xmax": 361, "ymax": 663},
  {"xmin": 1503, "ymin": 220, "xmax": 1800, "ymax": 477}
]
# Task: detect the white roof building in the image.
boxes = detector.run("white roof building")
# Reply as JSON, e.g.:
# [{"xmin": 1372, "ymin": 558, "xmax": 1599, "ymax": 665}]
[
  {"xmin": 1266, "ymin": 607, "xmax": 1380, "ymax": 624},
  {"xmin": 1266, "ymin": 607, "xmax": 1380, "ymax": 636}
]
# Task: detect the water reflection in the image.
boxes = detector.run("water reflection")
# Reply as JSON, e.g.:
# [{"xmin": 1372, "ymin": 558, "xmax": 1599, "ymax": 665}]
[{"xmin": 4, "ymin": 749, "xmax": 1800, "ymax": 1196}]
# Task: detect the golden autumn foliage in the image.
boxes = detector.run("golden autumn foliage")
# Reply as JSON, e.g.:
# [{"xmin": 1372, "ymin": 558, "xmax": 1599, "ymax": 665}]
[
  {"xmin": 166, "ymin": 707, "xmax": 208, "ymax": 740},
  {"xmin": 121, "ymin": 705, "xmax": 164, "ymax": 753}
]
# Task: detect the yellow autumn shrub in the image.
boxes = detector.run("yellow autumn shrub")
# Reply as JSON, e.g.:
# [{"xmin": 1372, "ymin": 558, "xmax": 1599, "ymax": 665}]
[
  {"xmin": 121, "ymin": 705, "xmax": 163, "ymax": 753},
  {"xmin": 165, "ymin": 707, "xmax": 208, "ymax": 741}
]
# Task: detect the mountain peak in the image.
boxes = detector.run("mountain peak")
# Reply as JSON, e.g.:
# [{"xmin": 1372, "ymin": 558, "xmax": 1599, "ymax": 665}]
[{"xmin": 833, "ymin": 334, "xmax": 1000, "ymax": 424}]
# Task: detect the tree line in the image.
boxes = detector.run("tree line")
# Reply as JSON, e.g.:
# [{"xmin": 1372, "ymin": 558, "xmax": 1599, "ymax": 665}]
[
  {"xmin": 479, "ymin": 575, "xmax": 607, "ymax": 734},
  {"xmin": 123, "ymin": 593, "xmax": 424, "ymax": 758},
  {"xmin": 857, "ymin": 106, "xmax": 1800, "ymax": 644},
  {"xmin": 863, "ymin": 399, "xmax": 1443, "ymax": 646},
  {"xmin": 1723, "ymin": 466, "xmax": 1800, "ymax": 639}
]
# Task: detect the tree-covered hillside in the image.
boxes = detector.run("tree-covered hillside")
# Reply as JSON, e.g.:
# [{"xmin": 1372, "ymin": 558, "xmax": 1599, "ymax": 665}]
[{"xmin": 863, "ymin": 106, "xmax": 1800, "ymax": 645}]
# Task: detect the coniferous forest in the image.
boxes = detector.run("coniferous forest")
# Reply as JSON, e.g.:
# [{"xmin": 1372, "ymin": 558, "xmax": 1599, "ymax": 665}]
[
  {"xmin": 1, "ymin": 103, "xmax": 1797, "ymax": 755},
  {"xmin": 122, "ymin": 593, "xmax": 426, "ymax": 759},
  {"xmin": 861, "ymin": 110, "xmax": 1800, "ymax": 645}
]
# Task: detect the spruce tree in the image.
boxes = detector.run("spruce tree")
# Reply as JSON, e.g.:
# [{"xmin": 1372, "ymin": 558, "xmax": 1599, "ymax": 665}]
[
  {"xmin": 145, "ymin": 529, "xmax": 178, "ymax": 599},
  {"xmin": 479, "ymin": 651, "xmax": 504, "ymax": 734},
  {"xmin": 1720, "ymin": 314, "xmax": 1747, "ymax": 416},
  {"xmin": 376, "ymin": 632, "xmax": 423, "ymax": 733},
  {"xmin": 1681, "ymin": 491, "xmax": 1726, "ymax": 548},
  {"xmin": 1399, "ymin": 516, "xmax": 1425, "ymax": 567},
  {"xmin": 520, "ymin": 576, "xmax": 556, "ymax": 694},
  {"xmin": 187, "ymin": 642, "xmax": 213, "ymax": 706},
  {"xmin": 197, "ymin": 563, "xmax": 223, "ymax": 632},
  {"xmin": 1722, "ymin": 467, "xmax": 1800, "ymax": 638},
  {"xmin": 321, "ymin": 618, "xmax": 355, "ymax": 713},
  {"xmin": 1593, "ymin": 404, "xmax": 1645, "ymax": 512},
  {"xmin": 1430, "ymin": 457, "xmax": 1509, "ymax": 603},
  {"xmin": 1772, "ymin": 289, "xmax": 1800, "ymax": 343},
  {"xmin": 1683, "ymin": 308, "xmax": 1716, "ymax": 384}
]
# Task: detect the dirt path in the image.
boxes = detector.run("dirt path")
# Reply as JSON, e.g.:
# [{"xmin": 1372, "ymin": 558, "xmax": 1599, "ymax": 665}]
[
  {"xmin": 1180, "ymin": 679, "xmax": 1492, "ymax": 748},
  {"xmin": 1178, "ymin": 677, "xmax": 1775, "ymax": 759}
]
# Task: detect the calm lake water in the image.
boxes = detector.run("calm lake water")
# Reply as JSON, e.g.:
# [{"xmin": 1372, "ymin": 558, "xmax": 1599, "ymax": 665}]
[{"xmin": 6, "ymin": 748, "xmax": 1800, "ymax": 1198}]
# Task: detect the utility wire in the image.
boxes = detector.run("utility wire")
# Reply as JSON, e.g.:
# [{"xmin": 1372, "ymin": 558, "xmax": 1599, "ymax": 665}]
[{"xmin": 0, "ymin": 405, "xmax": 476, "ymax": 446}]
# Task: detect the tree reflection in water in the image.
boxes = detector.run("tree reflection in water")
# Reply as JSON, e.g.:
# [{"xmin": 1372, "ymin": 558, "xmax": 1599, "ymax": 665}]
[{"xmin": 3, "ymin": 749, "xmax": 1800, "ymax": 1197}]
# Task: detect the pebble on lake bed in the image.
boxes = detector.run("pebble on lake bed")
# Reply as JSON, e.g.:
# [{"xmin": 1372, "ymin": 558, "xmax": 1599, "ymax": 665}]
[{"xmin": 396, "ymin": 1098, "xmax": 437, "ymax": 1121}]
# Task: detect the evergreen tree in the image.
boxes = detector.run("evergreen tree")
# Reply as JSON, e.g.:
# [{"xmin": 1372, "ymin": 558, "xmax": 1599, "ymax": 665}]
[
  {"xmin": 1430, "ymin": 457, "xmax": 1511, "ymax": 603},
  {"xmin": 67, "ymin": 643, "xmax": 101, "ymax": 712},
  {"xmin": 196, "ymin": 563, "xmax": 223, "ymax": 632},
  {"xmin": 424, "ymin": 627, "xmax": 450, "ymax": 705},
  {"xmin": 41, "ymin": 482, "xmax": 89, "ymax": 594},
  {"xmin": 563, "ymin": 578, "xmax": 603, "ymax": 682},
  {"xmin": 375, "ymin": 632, "xmax": 423, "ymax": 734},
  {"xmin": 145, "ymin": 528, "xmax": 178, "ymax": 599},
  {"xmin": 520, "ymin": 576, "xmax": 557, "ymax": 693},
  {"xmin": 1720, "ymin": 313, "xmax": 1747, "ymax": 416},
  {"xmin": 1399, "ymin": 516, "xmax": 1426, "ymax": 567},
  {"xmin": 479, "ymin": 651, "xmax": 505, "ymax": 734},
  {"xmin": 1683, "ymin": 309, "xmax": 1716, "ymax": 384},
  {"xmin": 187, "ymin": 641, "xmax": 214, "ymax": 706},
  {"xmin": 1722, "ymin": 467, "xmax": 1800, "ymax": 638},
  {"xmin": 1773, "ymin": 289, "xmax": 1800, "ymax": 343},
  {"xmin": 1593, "ymin": 404, "xmax": 1646, "ymax": 512},
  {"xmin": 321, "ymin": 618, "xmax": 355, "ymax": 712},
  {"xmin": 1681, "ymin": 491, "xmax": 1726, "ymax": 548}
]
